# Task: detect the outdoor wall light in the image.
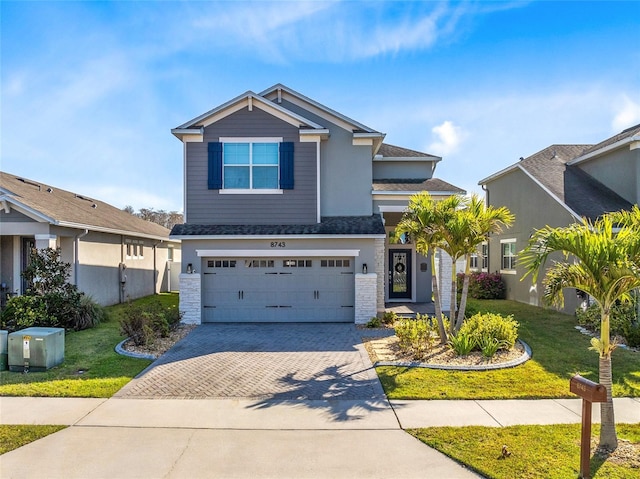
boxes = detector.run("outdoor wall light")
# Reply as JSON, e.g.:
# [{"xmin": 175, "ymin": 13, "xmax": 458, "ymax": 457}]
[
  {"xmin": 186, "ymin": 263, "xmax": 193, "ymax": 274},
  {"xmin": 362, "ymin": 263, "xmax": 368, "ymax": 274}
]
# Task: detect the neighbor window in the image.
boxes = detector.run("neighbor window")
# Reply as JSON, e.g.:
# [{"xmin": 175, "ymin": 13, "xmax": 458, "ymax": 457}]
[
  {"xmin": 223, "ymin": 142, "xmax": 279, "ymax": 189},
  {"xmin": 481, "ymin": 242, "xmax": 488, "ymax": 270},
  {"xmin": 500, "ymin": 239, "xmax": 517, "ymax": 272}
]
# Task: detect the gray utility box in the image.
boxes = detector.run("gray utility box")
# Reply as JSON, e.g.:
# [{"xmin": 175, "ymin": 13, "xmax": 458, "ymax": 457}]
[
  {"xmin": 8, "ymin": 327, "xmax": 65, "ymax": 372},
  {"xmin": 0, "ymin": 330, "xmax": 7, "ymax": 370}
]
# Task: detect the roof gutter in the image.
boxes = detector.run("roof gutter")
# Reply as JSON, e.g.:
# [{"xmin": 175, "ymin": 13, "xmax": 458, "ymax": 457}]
[{"xmin": 568, "ymin": 135, "xmax": 640, "ymax": 165}]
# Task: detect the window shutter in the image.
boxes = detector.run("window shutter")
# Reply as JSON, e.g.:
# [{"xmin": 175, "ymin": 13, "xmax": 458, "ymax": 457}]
[
  {"xmin": 279, "ymin": 142, "xmax": 294, "ymax": 190},
  {"xmin": 208, "ymin": 142, "xmax": 223, "ymax": 189}
]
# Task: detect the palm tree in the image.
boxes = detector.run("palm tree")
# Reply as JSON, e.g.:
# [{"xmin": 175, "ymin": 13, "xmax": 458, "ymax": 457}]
[
  {"xmin": 520, "ymin": 214, "xmax": 640, "ymax": 449},
  {"xmin": 396, "ymin": 193, "xmax": 463, "ymax": 343},
  {"xmin": 454, "ymin": 195, "xmax": 514, "ymax": 330}
]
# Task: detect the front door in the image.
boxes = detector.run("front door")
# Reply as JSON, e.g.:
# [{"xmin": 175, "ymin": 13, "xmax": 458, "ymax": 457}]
[{"xmin": 389, "ymin": 249, "xmax": 412, "ymax": 300}]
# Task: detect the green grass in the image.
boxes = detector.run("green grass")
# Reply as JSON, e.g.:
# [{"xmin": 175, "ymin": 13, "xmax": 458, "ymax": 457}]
[
  {"xmin": 0, "ymin": 293, "xmax": 179, "ymax": 398},
  {"xmin": 409, "ymin": 423, "xmax": 640, "ymax": 479},
  {"xmin": 0, "ymin": 425, "xmax": 67, "ymax": 455},
  {"xmin": 378, "ymin": 300, "xmax": 640, "ymax": 399}
]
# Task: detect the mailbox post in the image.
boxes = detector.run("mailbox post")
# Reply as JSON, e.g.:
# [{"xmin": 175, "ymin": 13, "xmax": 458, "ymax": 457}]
[{"xmin": 570, "ymin": 374, "xmax": 607, "ymax": 479}]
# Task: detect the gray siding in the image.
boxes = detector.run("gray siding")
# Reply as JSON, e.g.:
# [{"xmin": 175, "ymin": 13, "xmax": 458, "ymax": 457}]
[
  {"xmin": 487, "ymin": 168, "xmax": 580, "ymax": 314},
  {"xmin": 577, "ymin": 148, "xmax": 640, "ymax": 205},
  {"xmin": 373, "ymin": 161, "xmax": 434, "ymax": 180},
  {"xmin": 277, "ymin": 100, "xmax": 373, "ymax": 217},
  {"xmin": 186, "ymin": 107, "xmax": 317, "ymax": 225}
]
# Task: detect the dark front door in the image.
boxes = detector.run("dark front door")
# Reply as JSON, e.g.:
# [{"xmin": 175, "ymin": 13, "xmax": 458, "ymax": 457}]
[{"xmin": 389, "ymin": 249, "xmax": 412, "ymax": 299}]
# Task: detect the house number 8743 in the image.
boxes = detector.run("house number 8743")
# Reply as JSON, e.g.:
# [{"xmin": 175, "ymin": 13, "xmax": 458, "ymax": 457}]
[{"xmin": 270, "ymin": 242, "xmax": 286, "ymax": 248}]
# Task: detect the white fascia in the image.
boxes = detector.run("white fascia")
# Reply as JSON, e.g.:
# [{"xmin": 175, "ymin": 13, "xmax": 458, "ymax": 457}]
[
  {"xmin": 0, "ymin": 197, "xmax": 54, "ymax": 223},
  {"xmin": 173, "ymin": 234, "xmax": 386, "ymax": 241},
  {"xmin": 196, "ymin": 249, "xmax": 361, "ymax": 257},
  {"xmin": 568, "ymin": 135, "xmax": 640, "ymax": 165}
]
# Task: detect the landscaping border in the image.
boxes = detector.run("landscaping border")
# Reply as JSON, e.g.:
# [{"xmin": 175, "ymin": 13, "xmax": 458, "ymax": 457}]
[
  {"xmin": 373, "ymin": 339, "xmax": 532, "ymax": 371},
  {"xmin": 115, "ymin": 338, "xmax": 156, "ymax": 360}
]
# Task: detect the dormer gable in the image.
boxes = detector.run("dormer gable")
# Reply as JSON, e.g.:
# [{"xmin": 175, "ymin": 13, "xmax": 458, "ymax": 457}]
[{"xmin": 171, "ymin": 91, "xmax": 329, "ymax": 143}]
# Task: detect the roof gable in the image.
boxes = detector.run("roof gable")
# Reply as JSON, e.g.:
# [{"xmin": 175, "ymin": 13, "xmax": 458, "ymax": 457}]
[
  {"xmin": 569, "ymin": 123, "xmax": 640, "ymax": 165},
  {"xmin": 172, "ymin": 91, "xmax": 326, "ymax": 141}
]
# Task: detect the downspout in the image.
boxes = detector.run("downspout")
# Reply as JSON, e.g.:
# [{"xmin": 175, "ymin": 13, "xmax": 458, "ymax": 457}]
[
  {"xmin": 73, "ymin": 229, "xmax": 89, "ymax": 286},
  {"xmin": 152, "ymin": 240, "xmax": 163, "ymax": 295}
]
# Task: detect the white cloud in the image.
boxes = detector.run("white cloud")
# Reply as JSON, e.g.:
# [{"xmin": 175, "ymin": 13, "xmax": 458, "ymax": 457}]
[
  {"xmin": 429, "ymin": 120, "xmax": 466, "ymax": 156},
  {"xmin": 612, "ymin": 95, "xmax": 640, "ymax": 131}
]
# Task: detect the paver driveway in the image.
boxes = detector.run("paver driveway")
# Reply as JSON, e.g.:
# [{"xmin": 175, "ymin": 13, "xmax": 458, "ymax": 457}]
[{"xmin": 115, "ymin": 323, "xmax": 385, "ymax": 400}]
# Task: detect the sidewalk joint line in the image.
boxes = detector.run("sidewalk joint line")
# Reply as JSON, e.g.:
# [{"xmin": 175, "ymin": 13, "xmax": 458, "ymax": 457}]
[{"xmin": 474, "ymin": 400, "xmax": 504, "ymax": 427}]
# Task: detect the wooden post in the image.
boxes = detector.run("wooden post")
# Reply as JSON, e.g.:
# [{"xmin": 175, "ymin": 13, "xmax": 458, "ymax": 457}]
[{"xmin": 570, "ymin": 375, "xmax": 607, "ymax": 479}]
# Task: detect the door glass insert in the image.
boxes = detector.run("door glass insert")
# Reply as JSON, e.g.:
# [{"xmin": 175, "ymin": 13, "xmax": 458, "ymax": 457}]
[{"xmin": 392, "ymin": 252, "xmax": 408, "ymax": 293}]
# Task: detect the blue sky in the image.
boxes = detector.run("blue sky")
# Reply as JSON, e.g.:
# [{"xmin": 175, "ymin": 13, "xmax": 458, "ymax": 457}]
[{"xmin": 2, "ymin": 1, "xmax": 639, "ymax": 213}]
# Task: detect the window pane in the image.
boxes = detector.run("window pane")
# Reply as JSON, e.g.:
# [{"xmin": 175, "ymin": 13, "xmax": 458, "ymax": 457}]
[
  {"xmin": 253, "ymin": 143, "xmax": 279, "ymax": 165},
  {"xmin": 223, "ymin": 143, "xmax": 250, "ymax": 165},
  {"xmin": 253, "ymin": 166, "xmax": 278, "ymax": 189},
  {"xmin": 224, "ymin": 166, "xmax": 250, "ymax": 188}
]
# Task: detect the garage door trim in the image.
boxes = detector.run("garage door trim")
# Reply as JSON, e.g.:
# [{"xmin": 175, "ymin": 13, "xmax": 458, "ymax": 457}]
[{"xmin": 197, "ymin": 249, "xmax": 360, "ymax": 257}]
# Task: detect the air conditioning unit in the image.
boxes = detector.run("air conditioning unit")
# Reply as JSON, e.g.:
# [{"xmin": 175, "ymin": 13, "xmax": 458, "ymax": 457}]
[{"xmin": 8, "ymin": 327, "xmax": 65, "ymax": 372}]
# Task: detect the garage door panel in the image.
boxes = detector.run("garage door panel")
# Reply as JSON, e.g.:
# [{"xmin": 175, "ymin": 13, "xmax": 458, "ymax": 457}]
[{"xmin": 202, "ymin": 257, "xmax": 354, "ymax": 322}]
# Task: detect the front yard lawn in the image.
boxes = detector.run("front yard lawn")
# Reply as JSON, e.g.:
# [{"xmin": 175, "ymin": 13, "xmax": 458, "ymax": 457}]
[
  {"xmin": 410, "ymin": 423, "xmax": 640, "ymax": 479},
  {"xmin": 0, "ymin": 425, "xmax": 67, "ymax": 455},
  {"xmin": 378, "ymin": 300, "xmax": 640, "ymax": 399},
  {"xmin": 0, "ymin": 294, "xmax": 179, "ymax": 398}
]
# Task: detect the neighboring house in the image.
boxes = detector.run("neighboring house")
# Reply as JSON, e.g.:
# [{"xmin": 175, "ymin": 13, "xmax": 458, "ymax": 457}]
[
  {"xmin": 478, "ymin": 124, "xmax": 639, "ymax": 313},
  {"xmin": 170, "ymin": 84, "xmax": 464, "ymax": 324},
  {"xmin": 0, "ymin": 172, "xmax": 181, "ymax": 306}
]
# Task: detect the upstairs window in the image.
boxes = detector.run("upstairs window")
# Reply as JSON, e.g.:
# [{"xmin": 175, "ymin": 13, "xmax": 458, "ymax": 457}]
[
  {"xmin": 209, "ymin": 138, "xmax": 293, "ymax": 192},
  {"xmin": 224, "ymin": 142, "xmax": 279, "ymax": 189}
]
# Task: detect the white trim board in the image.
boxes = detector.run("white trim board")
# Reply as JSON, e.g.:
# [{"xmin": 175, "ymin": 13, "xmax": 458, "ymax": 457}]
[{"xmin": 197, "ymin": 249, "xmax": 360, "ymax": 257}]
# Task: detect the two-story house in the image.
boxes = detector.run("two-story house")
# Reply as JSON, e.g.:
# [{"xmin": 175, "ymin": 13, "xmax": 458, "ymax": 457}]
[
  {"xmin": 171, "ymin": 84, "xmax": 464, "ymax": 324},
  {"xmin": 478, "ymin": 124, "xmax": 638, "ymax": 313}
]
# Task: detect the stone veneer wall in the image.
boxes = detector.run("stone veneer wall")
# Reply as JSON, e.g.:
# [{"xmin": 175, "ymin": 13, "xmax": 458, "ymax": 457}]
[
  {"xmin": 374, "ymin": 238, "xmax": 385, "ymax": 314},
  {"xmin": 355, "ymin": 273, "xmax": 377, "ymax": 324},
  {"xmin": 437, "ymin": 249, "xmax": 453, "ymax": 313},
  {"xmin": 179, "ymin": 273, "xmax": 201, "ymax": 324}
]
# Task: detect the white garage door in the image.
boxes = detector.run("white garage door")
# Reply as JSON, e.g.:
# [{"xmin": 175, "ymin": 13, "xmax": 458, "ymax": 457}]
[{"xmin": 202, "ymin": 257, "xmax": 355, "ymax": 322}]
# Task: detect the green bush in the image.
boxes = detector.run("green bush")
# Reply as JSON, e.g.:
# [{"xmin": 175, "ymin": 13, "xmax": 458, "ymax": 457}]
[
  {"xmin": 395, "ymin": 318, "xmax": 434, "ymax": 359},
  {"xmin": 448, "ymin": 332, "xmax": 475, "ymax": 356},
  {"xmin": 576, "ymin": 300, "xmax": 639, "ymax": 347},
  {"xmin": 1, "ymin": 295, "xmax": 55, "ymax": 331},
  {"xmin": 366, "ymin": 316, "xmax": 382, "ymax": 328},
  {"xmin": 477, "ymin": 336, "xmax": 508, "ymax": 358},
  {"xmin": 459, "ymin": 312, "xmax": 519, "ymax": 350},
  {"xmin": 119, "ymin": 300, "xmax": 181, "ymax": 346},
  {"xmin": 381, "ymin": 311, "xmax": 399, "ymax": 325}
]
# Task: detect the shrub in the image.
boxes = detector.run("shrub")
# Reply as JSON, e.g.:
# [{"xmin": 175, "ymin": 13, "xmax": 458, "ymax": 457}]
[
  {"xmin": 459, "ymin": 312, "xmax": 519, "ymax": 350},
  {"xmin": 381, "ymin": 311, "xmax": 399, "ymax": 326},
  {"xmin": 366, "ymin": 316, "xmax": 381, "ymax": 328},
  {"xmin": 119, "ymin": 300, "xmax": 181, "ymax": 346},
  {"xmin": 477, "ymin": 336, "xmax": 508, "ymax": 358},
  {"xmin": 576, "ymin": 300, "xmax": 639, "ymax": 347},
  {"xmin": 395, "ymin": 318, "xmax": 434, "ymax": 359},
  {"xmin": 448, "ymin": 332, "xmax": 475, "ymax": 356},
  {"xmin": 1, "ymin": 295, "xmax": 55, "ymax": 331},
  {"xmin": 457, "ymin": 272, "xmax": 506, "ymax": 300}
]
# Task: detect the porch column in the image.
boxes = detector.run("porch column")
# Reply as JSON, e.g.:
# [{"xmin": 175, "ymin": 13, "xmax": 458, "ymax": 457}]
[
  {"xmin": 355, "ymin": 273, "xmax": 377, "ymax": 324},
  {"xmin": 179, "ymin": 273, "xmax": 201, "ymax": 325},
  {"xmin": 437, "ymin": 248, "xmax": 453, "ymax": 313},
  {"xmin": 374, "ymin": 237, "xmax": 385, "ymax": 315}
]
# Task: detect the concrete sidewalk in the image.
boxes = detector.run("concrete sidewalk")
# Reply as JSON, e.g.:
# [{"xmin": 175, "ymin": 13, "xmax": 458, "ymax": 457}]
[{"xmin": 1, "ymin": 396, "xmax": 638, "ymax": 479}]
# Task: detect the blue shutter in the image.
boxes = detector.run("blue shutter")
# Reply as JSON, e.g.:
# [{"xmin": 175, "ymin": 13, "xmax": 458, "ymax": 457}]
[
  {"xmin": 208, "ymin": 142, "xmax": 223, "ymax": 189},
  {"xmin": 279, "ymin": 142, "xmax": 294, "ymax": 190}
]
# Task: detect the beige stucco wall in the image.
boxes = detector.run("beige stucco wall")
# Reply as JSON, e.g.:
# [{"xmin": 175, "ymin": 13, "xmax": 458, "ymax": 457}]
[{"xmin": 486, "ymin": 168, "xmax": 581, "ymax": 314}]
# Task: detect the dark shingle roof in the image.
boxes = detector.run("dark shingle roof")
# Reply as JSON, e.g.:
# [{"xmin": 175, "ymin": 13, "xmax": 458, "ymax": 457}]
[
  {"xmin": 518, "ymin": 145, "xmax": 633, "ymax": 220},
  {"xmin": 0, "ymin": 172, "xmax": 171, "ymax": 239},
  {"xmin": 580, "ymin": 123, "xmax": 640, "ymax": 157},
  {"xmin": 372, "ymin": 178, "xmax": 465, "ymax": 193},
  {"xmin": 171, "ymin": 215, "xmax": 385, "ymax": 236},
  {"xmin": 378, "ymin": 143, "xmax": 439, "ymax": 159}
]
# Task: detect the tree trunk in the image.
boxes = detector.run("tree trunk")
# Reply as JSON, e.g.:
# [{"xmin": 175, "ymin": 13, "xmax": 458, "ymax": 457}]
[
  {"xmin": 430, "ymin": 250, "xmax": 448, "ymax": 344},
  {"xmin": 456, "ymin": 255, "xmax": 471, "ymax": 331},
  {"xmin": 449, "ymin": 264, "xmax": 457, "ymax": 336},
  {"xmin": 598, "ymin": 354, "xmax": 618, "ymax": 449},
  {"xmin": 598, "ymin": 310, "xmax": 617, "ymax": 449}
]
